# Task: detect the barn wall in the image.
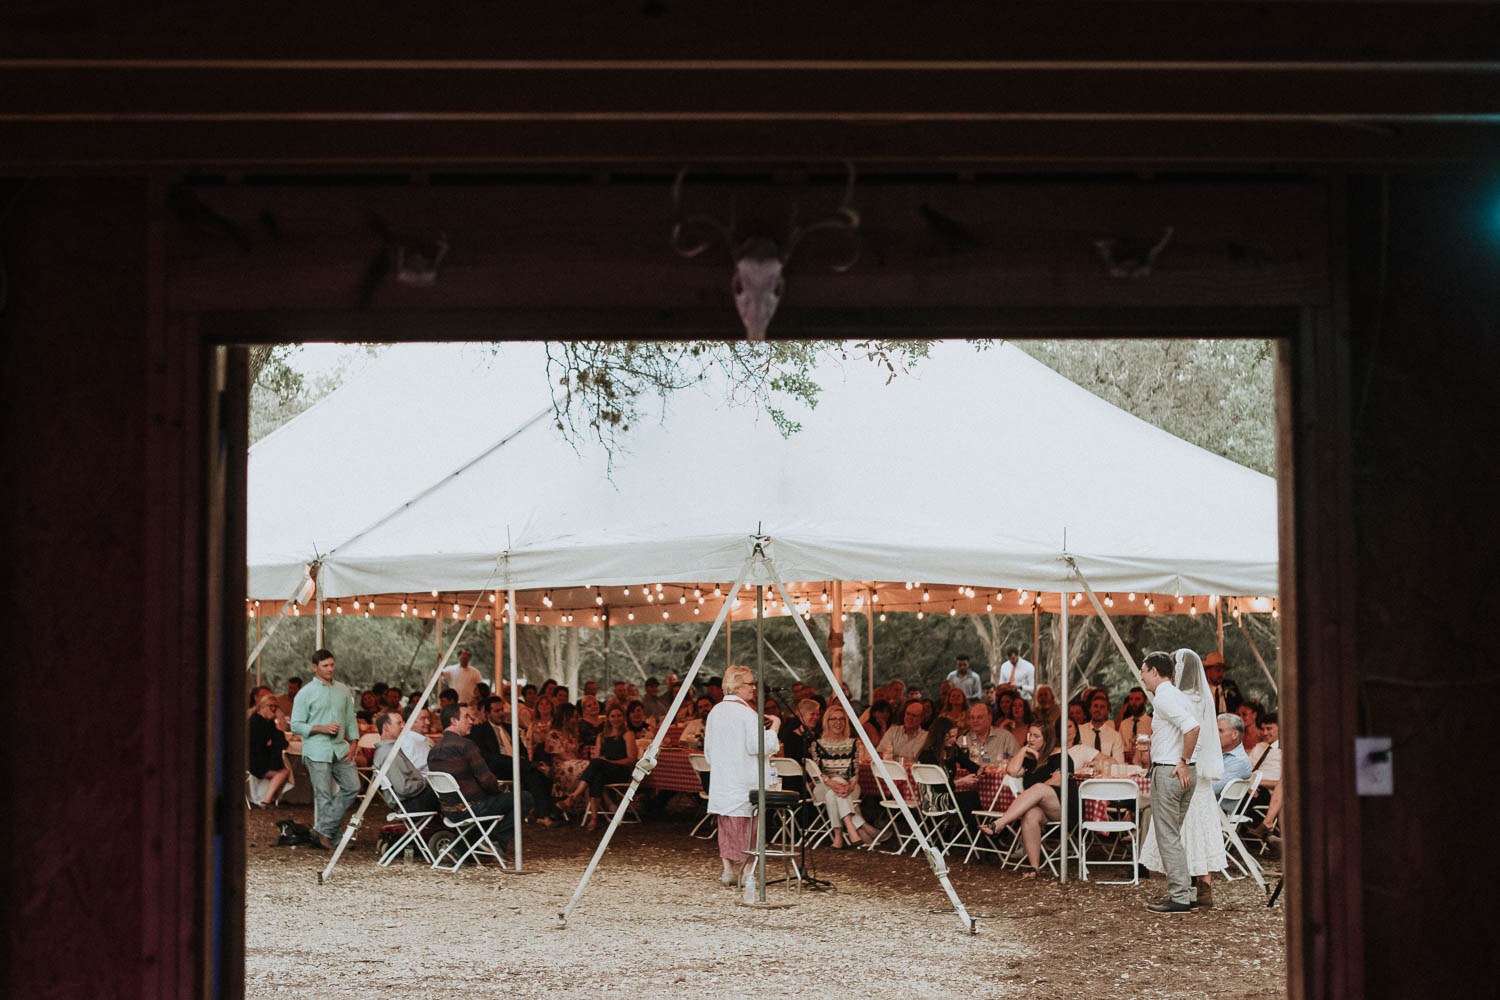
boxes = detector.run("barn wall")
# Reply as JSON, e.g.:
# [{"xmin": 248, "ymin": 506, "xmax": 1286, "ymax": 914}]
[{"xmin": 1345, "ymin": 175, "xmax": 1500, "ymax": 996}]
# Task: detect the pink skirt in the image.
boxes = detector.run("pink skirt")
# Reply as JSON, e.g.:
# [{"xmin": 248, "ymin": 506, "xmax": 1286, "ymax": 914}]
[{"xmin": 716, "ymin": 814, "xmax": 754, "ymax": 862}]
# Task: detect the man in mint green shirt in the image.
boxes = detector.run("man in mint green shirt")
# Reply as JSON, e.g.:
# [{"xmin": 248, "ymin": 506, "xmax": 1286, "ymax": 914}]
[{"xmin": 290, "ymin": 647, "xmax": 360, "ymax": 848}]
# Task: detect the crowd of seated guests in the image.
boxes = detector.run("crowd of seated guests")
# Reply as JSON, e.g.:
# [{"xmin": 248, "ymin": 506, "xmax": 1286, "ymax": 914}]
[{"xmin": 250, "ymin": 647, "xmax": 1282, "ymax": 873}]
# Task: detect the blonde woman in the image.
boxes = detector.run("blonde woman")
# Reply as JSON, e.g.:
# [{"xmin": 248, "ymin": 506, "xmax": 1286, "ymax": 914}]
[{"xmin": 806, "ymin": 705, "xmax": 879, "ymax": 848}]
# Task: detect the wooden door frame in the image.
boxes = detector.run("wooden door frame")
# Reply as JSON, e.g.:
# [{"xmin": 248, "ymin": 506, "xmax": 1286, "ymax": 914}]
[{"xmin": 196, "ymin": 198, "xmax": 1358, "ymax": 1000}]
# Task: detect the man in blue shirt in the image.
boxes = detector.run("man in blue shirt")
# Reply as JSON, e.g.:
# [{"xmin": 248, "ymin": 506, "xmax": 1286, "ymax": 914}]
[
  {"xmin": 290, "ymin": 647, "xmax": 360, "ymax": 849},
  {"xmin": 1212, "ymin": 713, "xmax": 1253, "ymax": 812}
]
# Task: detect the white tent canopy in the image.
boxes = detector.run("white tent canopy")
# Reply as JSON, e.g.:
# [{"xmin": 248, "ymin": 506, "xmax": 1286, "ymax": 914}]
[{"xmin": 248, "ymin": 341, "xmax": 1277, "ymax": 601}]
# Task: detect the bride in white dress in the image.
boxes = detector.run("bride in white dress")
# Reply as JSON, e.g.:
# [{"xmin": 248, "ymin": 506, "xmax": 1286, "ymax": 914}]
[{"xmin": 1140, "ymin": 648, "xmax": 1227, "ymax": 906}]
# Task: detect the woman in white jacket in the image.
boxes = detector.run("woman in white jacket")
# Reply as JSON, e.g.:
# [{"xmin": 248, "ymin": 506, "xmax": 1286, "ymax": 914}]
[{"xmin": 704, "ymin": 664, "xmax": 781, "ymax": 887}]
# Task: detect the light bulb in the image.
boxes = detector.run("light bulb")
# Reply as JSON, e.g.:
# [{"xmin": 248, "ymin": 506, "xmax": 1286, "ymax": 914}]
[
  {"xmin": 596, "ymin": 594, "xmax": 604, "ymax": 605},
  {"xmin": 452, "ymin": 603, "xmax": 459, "ymax": 612},
  {"xmin": 693, "ymin": 607, "xmax": 700, "ymax": 615},
  {"xmin": 714, "ymin": 587, "xmax": 722, "ymax": 597},
  {"xmin": 879, "ymin": 613, "xmax": 887, "ymax": 622},
  {"xmin": 364, "ymin": 611, "xmax": 370, "ymax": 618},
  {"xmin": 917, "ymin": 611, "xmax": 925, "ymax": 620},
  {"xmin": 431, "ymin": 589, "xmax": 438, "ymax": 597},
  {"xmin": 905, "ymin": 581, "xmax": 913, "ymax": 590},
  {"xmin": 694, "ymin": 588, "xmax": 702, "ymax": 597},
  {"xmin": 662, "ymin": 611, "xmax": 669, "ymax": 619},
  {"xmin": 697, "ymin": 597, "xmax": 705, "ymax": 605},
  {"xmin": 627, "ymin": 612, "xmax": 635, "ymax": 621},
  {"xmin": 624, "ymin": 587, "xmax": 631, "ymax": 596},
  {"xmin": 592, "ymin": 614, "xmax": 599, "ymax": 623},
  {"xmin": 353, "ymin": 600, "xmax": 360, "ymax": 609},
  {"xmin": 679, "ymin": 596, "xmax": 686, "ymax": 604},
  {"xmin": 491, "ymin": 593, "xmax": 498, "ymax": 602},
  {"xmin": 254, "ymin": 599, "xmax": 261, "ymax": 607},
  {"xmin": 646, "ymin": 593, "xmax": 654, "ymax": 603},
  {"xmin": 484, "ymin": 613, "xmax": 491, "ymax": 622},
  {"xmin": 871, "ymin": 593, "xmax": 879, "ymax": 603},
  {"xmin": 401, "ymin": 601, "xmax": 408, "ymax": 611},
  {"xmin": 1129, "ymin": 592, "xmax": 1136, "ymax": 601},
  {"xmin": 656, "ymin": 583, "xmax": 663, "ymax": 592},
  {"xmin": 948, "ymin": 607, "xmax": 956, "ymax": 616},
  {"xmin": 986, "ymin": 602, "xmax": 993, "ymax": 612},
  {"xmin": 922, "ymin": 590, "xmax": 930, "ymax": 601}
]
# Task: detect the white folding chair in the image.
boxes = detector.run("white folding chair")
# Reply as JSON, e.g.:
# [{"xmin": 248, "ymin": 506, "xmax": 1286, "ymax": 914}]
[
  {"xmin": 909, "ymin": 763, "xmax": 971, "ymax": 856},
  {"xmin": 375, "ymin": 773, "xmax": 439, "ymax": 867},
  {"xmin": 1218, "ymin": 773, "xmax": 1266, "ymax": 887},
  {"xmin": 1076, "ymin": 778, "xmax": 1140, "ymax": 884},
  {"xmin": 963, "ymin": 775, "xmax": 1022, "ymax": 863},
  {"xmin": 687, "ymin": 753, "xmax": 716, "ymax": 840},
  {"xmin": 425, "ymin": 771, "xmax": 510, "ymax": 871},
  {"xmin": 599, "ymin": 781, "xmax": 642, "ymax": 825},
  {"xmin": 797, "ymin": 759, "xmax": 840, "ymax": 849},
  {"xmin": 768, "ymin": 757, "xmax": 813, "ymax": 847},
  {"xmin": 866, "ymin": 759, "xmax": 916, "ymax": 854}
]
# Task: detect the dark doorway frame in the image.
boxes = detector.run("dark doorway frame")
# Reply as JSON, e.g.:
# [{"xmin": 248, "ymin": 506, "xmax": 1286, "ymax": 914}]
[{"xmin": 207, "ymin": 294, "xmax": 1356, "ymax": 998}]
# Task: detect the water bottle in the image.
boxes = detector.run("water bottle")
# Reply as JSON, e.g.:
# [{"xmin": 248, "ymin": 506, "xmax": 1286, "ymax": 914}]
[{"xmin": 742, "ymin": 867, "xmax": 759, "ymax": 904}]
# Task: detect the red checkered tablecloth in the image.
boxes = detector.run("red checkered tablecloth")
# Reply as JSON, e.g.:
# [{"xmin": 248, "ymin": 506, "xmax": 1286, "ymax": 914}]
[{"xmin": 641, "ymin": 747, "xmax": 704, "ymax": 794}]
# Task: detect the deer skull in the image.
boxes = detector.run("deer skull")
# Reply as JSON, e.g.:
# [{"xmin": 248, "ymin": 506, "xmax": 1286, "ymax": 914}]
[{"xmin": 671, "ymin": 166, "xmax": 860, "ymax": 341}]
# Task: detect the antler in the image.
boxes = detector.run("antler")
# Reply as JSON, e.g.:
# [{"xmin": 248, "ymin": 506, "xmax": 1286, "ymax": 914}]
[
  {"xmin": 670, "ymin": 167, "xmax": 735, "ymax": 258},
  {"xmin": 783, "ymin": 161, "xmax": 861, "ymax": 271}
]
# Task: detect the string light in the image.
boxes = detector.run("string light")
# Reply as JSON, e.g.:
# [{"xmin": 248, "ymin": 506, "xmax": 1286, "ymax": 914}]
[
  {"xmin": 364, "ymin": 611, "xmax": 370, "ymax": 618},
  {"xmin": 542, "ymin": 593, "xmax": 553, "ymax": 608},
  {"xmin": 1189, "ymin": 604, "xmax": 1198, "ymax": 616},
  {"xmin": 871, "ymin": 592, "xmax": 879, "ymax": 604},
  {"xmin": 694, "ymin": 588, "xmax": 702, "ymax": 598},
  {"xmin": 646, "ymin": 592, "xmax": 654, "ymax": 603},
  {"xmin": 679, "ymin": 596, "xmax": 686, "ymax": 604},
  {"xmin": 523, "ymin": 614, "xmax": 531, "ymax": 623},
  {"xmin": 922, "ymin": 589, "xmax": 930, "ymax": 601},
  {"xmin": 431, "ymin": 589, "xmax": 438, "ymax": 597},
  {"xmin": 293, "ymin": 605, "xmax": 299, "ymax": 616},
  {"xmin": 401, "ymin": 601, "xmax": 408, "ymax": 611},
  {"xmin": 879, "ymin": 613, "xmax": 887, "ymax": 622},
  {"xmin": 714, "ymin": 587, "xmax": 722, "ymax": 597},
  {"xmin": 254, "ymin": 599, "xmax": 261, "ymax": 607},
  {"xmin": 353, "ymin": 600, "xmax": 360, "ymax": 610},
  {"xmin": 1129, "ymin": 592, "xmax": 1136, "ymax": 601},
  {"xmin": 1104, "ymin": 595, "xmax": 1114, "ymax": 608},
  {"xmin": 484, "ymin": 613, "xmax": 491, "ymax": 622},
  {"xmin": 596, "ymin": 591, "xmax": 604, "ymax": 605},
  {"xmin": 627, "ymin": 612, "xmax": 635, "ymax": 621},
  {"xmin": 656, "ymin": 583, "xmax": 664, "ymax": 592},
  {"xmin": 430, "ymin": 609, "xmax": 437, "ymax": 617},
  {"xmin": 986, "ymin": 601, "xmax": 993, "ymax": 612},
  {"xmin": 916, "ymin": 610, "xmax": 925, "ymax": 620},
  {"xmin": 948, "ymin": 606, "xmax": 957, "ymax": 616},
  {"xmin": 693, "ymin": 607, "xmax": 700, "ymax": 615},
  {"xmin": 623, "ymin": 587, "xmax": 631, "ymax": 596},
  {"xmin": 491, "ymin": 593, "xmax": 498, "ymax": 602},
  {"xmin": 697, "ymin": 597, "xmax": 705, "ymax": 606},
  {"xmin": 592, "ymin": 614, "xmax": 599, "ymax": 623},
  {"xmin": 452, "ymin": 603, "xmax": 459, "ymax": 612},
  {"xmin": 905, "ymin": 581, "xmax": 914, "ymax": 590}
]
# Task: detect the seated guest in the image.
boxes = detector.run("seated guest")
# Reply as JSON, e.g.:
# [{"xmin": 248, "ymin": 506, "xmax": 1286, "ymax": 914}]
[
  {"xmin": 469, "ymin": 696, "xmax": 562, "ymax": 827},
  {"xmin": 577, "ymin": 696, "xmax": 604, "ymax": 745},
  {"xmin": 678, "ymin": 696, "xmax": 715, "ymax": 750},
  {"xmin": 625, "ymin": 699, "xmax": 654, "ymax": 740},
  {"xmin": 1247, "ymin": 782, "xmax": 1285, "ymax": 840},
  {"xmin": 1248, "ymin": 713, "xmax": 1281, "ymax": 782},
  {"xmin": 1237, "ymin": 700, "xmax": 1264, "ymax": 755},
  {"xmin": 248, "ymin": 693, "xmax": 290, "ymax": 808},
  {"xmin": 552, "ymin": 685, "xmax": 570, "ymax": 709},
  {"xmin": 545, "ymin": 704, "xmax": 591, "ymax": 802},
  {"xmin": 705, "ymin": 677, "xmax": 725, "ymax": 703},
  {"xmin": 916, "ymin": 717, "xmax": 981, "ymax": 818},
  {"xmin": 938, "ymin": 687, "xmax": 970, "ymax": 728},
  {"xmin": 372, "ymin": 711, "xmax": 439, "ymax": 813},
  {"xmin": 529, "ymin": 696, "xmax": 556, "ymax": 760},
  {"xmin": 1066, "ymin": 718, "xmax": 1102, "ymax": 772},
  {"xmin": 959, "ymin": 701, "xmax": 1020, "ymax": 765},
  {"xmin": 806, "ymin": 705, "xmax": 878, "ymax": 848},
  {"xmin": 604, "ymin": 680, "xmax": 630, "ymax": 716},
  {"xmin": 979, "ymin": 722, "xmax": 1066, "ymax": 878},
  {"xmin": 561, "ymin": 706, "xmax": 638, "ymax": 831},
  {"xmin": 1116, "ymin": 686, "xmax": 1153, "ymax": 758},
  {"xmin": 860, "ymin": 699, "xmax": 893, "ymax": 746},
  {"xmin": 438, "ymin": 688, "xmax": 459, "ymax": 711},
  {"xmin": 400, "ymin": 711, "xmax": 433, "ymax": 771},
  {"xmin": 426, "ymin": 705, "xmax": 531, "ymax": 846},
  {"xmin": 919, "ymin": 698, "xmax": 938, "ymax": 728},
  {"xmin": 1212, "ymin": 713, "xmax": 1253, "ymax": 811},
  {"xmin": 1067, "ymin": 700, "xmax": 1088, "ymax": 730},
  {"xmin": 357, "ymin": 691, "xmax": 380, "ymax": 724},
  {"xmin": 875, "ymin": 699, "xmax": 929, "ymax": 762},
  {"xmin": 886, "ymin": 679, "xmax": 906, "ymax": 706},
  {"xmin": 994, "ymin": 687, "xmax": 1018, "ymax": 730},
  {"xmin": 779, "ymin": 698, "xmax": 822, "ymax": 765},
  {"xmin": 1079, "ymin": 691, "xmax": 1125, "ymax": 763},
  {"xmin": 382, "ymin": 687, "xmax": 404, "ymax": 712},
  {"xmin": 1032, "ymin": 685, "xmax": 1060, "ymax": 725},
  {"xmin": 641, "ymin": 677, "xmax": 670, "ymax": 720},
  {"xmin": 473, "ymin": 682, "xmax": 492, "ymax": 705},
  {"xmin": 1000, "ymin": 694, "xmax": 1031, "ymax": 744},
  {"xmin": 275, "ymin": 677, "xmax": 301, "ymax": 720}
]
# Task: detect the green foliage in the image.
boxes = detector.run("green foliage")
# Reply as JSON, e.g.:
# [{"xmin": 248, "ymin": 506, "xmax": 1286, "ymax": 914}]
[
  {"xmin": 1018, "ymin": 339, "xmax": 1277, "ymax": 476},
  {"xmin": 543, "ymin": 340, "xmax": 930, "ymax": 456}
]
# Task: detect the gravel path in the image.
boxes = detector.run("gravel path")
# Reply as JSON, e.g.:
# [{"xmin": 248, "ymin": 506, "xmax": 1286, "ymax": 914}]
[{"xmin": 246, "ymin": 804, "xmax": 1285, "ymax": 1000}]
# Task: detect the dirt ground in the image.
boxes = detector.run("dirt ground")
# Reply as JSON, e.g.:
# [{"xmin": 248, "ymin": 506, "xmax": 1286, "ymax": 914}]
[{"xmin": 245, "ymin": 802, "xmax": 1285, "ymax": 1000}]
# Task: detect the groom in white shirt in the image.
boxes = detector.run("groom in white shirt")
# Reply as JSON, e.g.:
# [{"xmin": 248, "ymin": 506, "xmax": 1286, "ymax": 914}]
[{"xmin": 1140, "ymin": 651, "xmax": 1202, "ymax": 913}]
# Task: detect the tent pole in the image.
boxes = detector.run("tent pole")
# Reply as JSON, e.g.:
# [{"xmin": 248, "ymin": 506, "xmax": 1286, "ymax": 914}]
[
  {"xmin": 1237, "ymin": 613, "xmax": 1280, "ymax": 695},
  {"xmin": 255, "ymin": 608, "xmax": 262, "ymax": 688},
  {"xmin": 1067, "ymin": 559, "xmax": 1148, "ymax": 699},
  {"xmin": 764, "ymin": 557, "xmax": 976, "ymax": 933},
  {"xmin": 1032, "ymin": 603, "xmax": 1040, "ymax": 686},
  {"xmin": 866, "ymin": 601, "xmax": 875, "ymax": 696},
  {"xmin": 436, "ymin": 613, "xmax": 443, "ymax": 673},
  {"xmin": 558, "ymin": 552, "xmax": 760, "ymax": 927},
  {"xmin": 1059, "ymin": 591, "xmax": 1069, "ymax": 883},
  {"xmin": 245, "ymin": 578, "xmax": 312, "ymax": 671},
  {"xmin": 754, "ymin": 584, "xmax": 767, "ymax": 903},
  {"xmin": 493, "ymin": 610, "xmax": 502, "ymax": 692},
  {"xmin": 319, "ymin": 571, "xmax": 500, "ymax": 883},
  {"xmin": 1216, "ymin": 598, "xmax": 1225, "ymax": 656},
  {"xmin": 726, "ymin": 613, "xmax": 731, "ymax": 669},
  {"xmin": 315, "ymin": 576, "xmax": 323, "ymax": 649},
  {"xmin": 603, "ymin": 611, "xmax": 611, "ymax": 693},
  {"xmin": 509, "ymin": 587, "xmax": 522, "ymax": 871},
  {"xmin": 829, "ymin": 580, "xmax": 844, "ymax": 687}
]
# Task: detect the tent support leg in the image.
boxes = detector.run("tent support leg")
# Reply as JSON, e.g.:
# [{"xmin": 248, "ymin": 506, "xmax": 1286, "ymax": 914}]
[
  {"xmin": 319, "ymin": 564, "xmax": 503, "ymax": 884},
  {"xmin": 1066, "ymin": 559, "xmax": 1147, "ymax": 697},
  {"xmin": 1059, "ymin": 591, "xmax": 1069, "ymax": 884},
  {"xmin": 762, "ymin": 558, "xmax": 976, "ymax": 934},
  {"xmin": 510, "ymin": 587, "xmax": 523, "ymax": 872},
  {"xmin": 1237, "ymin": 614, "xmax": 1280, "ymax": 695},
  {"xmin": 557, "ymin": 553, "xmax": 759, "ymax": 928}
]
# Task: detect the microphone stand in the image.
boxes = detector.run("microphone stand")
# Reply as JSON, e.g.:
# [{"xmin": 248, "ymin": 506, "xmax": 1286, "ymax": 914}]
[{"xmin": 762, "ymin": 687, "xmax": 833, "ymax": 891}]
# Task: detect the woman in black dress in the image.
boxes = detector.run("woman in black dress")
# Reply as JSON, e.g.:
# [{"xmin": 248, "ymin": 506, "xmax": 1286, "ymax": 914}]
[
  {"xmin": 916, "ymin": 717, "xmax": 982, "ymax": 819},
  {"xmin": 247, "ymin": 693, "xmax": 290, "ymax": 808},
  {"xmin": 978, "ymin": 722, "xmax": 1064, "ymax": 878},
  {"xmin": 561, "ymin": 706, "xmax": 638, "ymax": 831}
]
